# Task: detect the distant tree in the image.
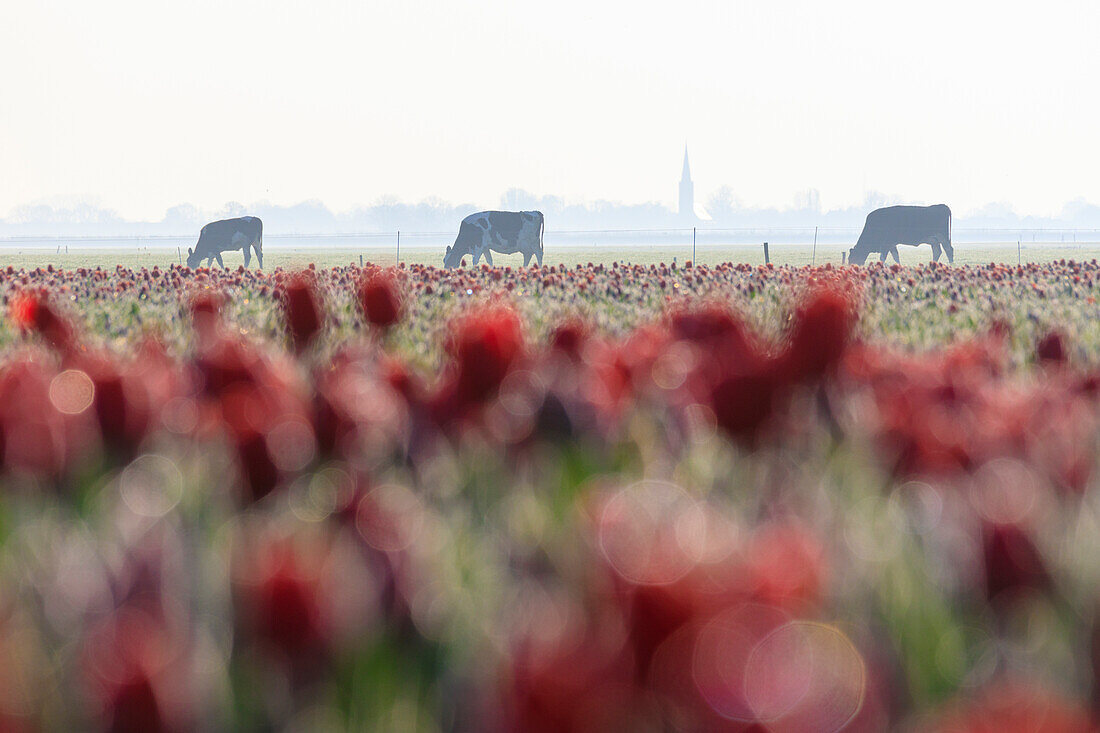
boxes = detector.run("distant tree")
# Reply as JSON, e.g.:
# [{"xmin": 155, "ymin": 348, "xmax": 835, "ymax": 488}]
[
  {"xmin": 163, "ymin": 204, "xmax": 203, "ymax": 231},
  {"xmin": 706, "ymin": 186, "xmax": 741, "ymax": 224},
  {"xmin": 792, "ymin": 188, "xmax": 821, "ymax": 215}
]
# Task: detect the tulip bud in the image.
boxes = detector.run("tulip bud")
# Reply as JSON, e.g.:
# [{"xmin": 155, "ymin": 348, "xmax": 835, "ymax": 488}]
[
  {"xmin": 358, "ymin": 269, "xmax": 403, "ymax": 330},
  {"xmin": 279, "ymin": 273, "xmax": 324, "ymax": 354}
]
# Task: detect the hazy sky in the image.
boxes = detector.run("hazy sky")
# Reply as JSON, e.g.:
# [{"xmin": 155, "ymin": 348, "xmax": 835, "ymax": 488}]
[{"xmin": 3, "ymin": 0, "xmax": 1099, "ymax": 220}]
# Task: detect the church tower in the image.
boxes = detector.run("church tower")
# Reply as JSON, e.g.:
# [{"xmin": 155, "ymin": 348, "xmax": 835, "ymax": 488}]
[{"xmin": 679, "ymin": 145, "xmax": 694, "ymax": 220}]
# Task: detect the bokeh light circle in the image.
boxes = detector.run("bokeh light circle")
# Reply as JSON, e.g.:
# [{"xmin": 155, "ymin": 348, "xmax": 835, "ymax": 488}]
[
  {"xmin": 119, "ymin": 453, "xmax": 184, "ymax": 517},
  {"xmin": 596, "ymin": 480, "xmax": 702, "ymax": 586},
  {"xmin": 357, "ymin": 484, "xmax": 424, "ymax": 552},
  {"xmin": 742, "ymin": 621, "xmax": 866, "ymax": 732},
  {"xmin": 49, "ymin": 370, "xmax": 94, "ymax": 415},
  {"xmin": 693, "ymin": 603, "xmax": 791, "ymax": 721}
]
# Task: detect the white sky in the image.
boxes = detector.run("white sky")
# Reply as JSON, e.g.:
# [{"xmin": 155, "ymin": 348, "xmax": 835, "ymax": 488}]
[{"xmin": 3, "ymin": 0, "xmax": 1099, "ymax": 220}]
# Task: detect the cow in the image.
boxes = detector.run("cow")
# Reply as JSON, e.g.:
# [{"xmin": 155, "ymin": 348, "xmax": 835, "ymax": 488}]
[
  {"xmin": 186, "ymin": 216, "xmax": 263, "ymax": 269},
  {"xmin": 444, "ymin": 211, "xmax": 544, "ymax": 269},
  {"xmin": 848, "ymin": 204, "xmax": 953, "ymax": 265}
]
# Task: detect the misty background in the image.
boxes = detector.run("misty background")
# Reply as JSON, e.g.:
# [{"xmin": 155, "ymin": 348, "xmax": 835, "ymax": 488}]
[
  {"xmin": 5, "ymin": 0, "xmax": 1100, "ymax": 246},
  {"xmin": 4, "ymin": 191, "xmax": 1100, "ymax": 242}
]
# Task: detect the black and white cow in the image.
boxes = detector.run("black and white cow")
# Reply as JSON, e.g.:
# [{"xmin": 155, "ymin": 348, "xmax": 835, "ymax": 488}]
[
  {"xmin": 444, "ymin": 211, "xmax": 544, "ymax": 269},
  {"xmin": 848, "ymin": 205, "xmax": 953, "ymax": 265},
  {"xmin": 187, "ymin": 216, "xmax": 264, "ymax": 269}
]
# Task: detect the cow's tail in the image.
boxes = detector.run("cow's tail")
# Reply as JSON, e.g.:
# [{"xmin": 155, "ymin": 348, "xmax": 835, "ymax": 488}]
[
  {"xmin": 256, "ymin": 220, "xmax": 264, "ymax": 268},
  {"xmin": 946, "ymin": 207, "xmax": 954, "ymax": 263},
  {"xmin": 537, "ymin": 214, "xmax": 545, "ymax": 266}
]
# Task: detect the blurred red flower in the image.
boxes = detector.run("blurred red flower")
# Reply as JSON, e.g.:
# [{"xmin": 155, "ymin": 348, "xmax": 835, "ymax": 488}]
[
  {"xmin": 501, "ymin": 620, "xmax": 640, "ymax": 733},
  {"xmin": 81, "ymin": 608, "xmax": 191, "ymax": 733},
  {"xmin": 9, "ymin": 290, "xmax": 75, "ymax": 353},
  {"xmin": 359, "ymin": 268, "xmax": 404, "ymax": 330},
  {"xmin": 1037, "ymin": 330, "xmax": 1068, "ymax": 365},
  {"xmin": 548, "ymin": 319, "xmax": 590, "ymax": 361},
  {"xmin": 933, "ymin": 678, "xmax": 1094, "ymax": 732},
  {"xmin": 186, "ymin": 289, "xmax": 225, "ymax": 334},
  {"xmin": 234, "ymin": 427, "xmax": 281, "ymax": 503},
  {"xmin": 434, "ymin": 304, "xmax": 525, "ymax": 420},
  {"xmin": 235, "ymin": 539, "xmax": 330, "ymax": 668},
  {"xmin": 279, "ymin": 272, "xmax": 324, "ymax": 353},
  {"xmin": 781, "ymin": 284, "xmax": 856, "ymax": 383},
  {"xmin": 982, "ymin": 521, "xmax": 1050, "ymax": 603},
  {"xmin": 745, "ymin": 521, "xmax": 828, "ymax": 612}
]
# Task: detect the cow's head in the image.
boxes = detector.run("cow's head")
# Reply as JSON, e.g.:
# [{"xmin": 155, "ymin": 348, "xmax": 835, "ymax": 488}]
[
  {"xmin": 847, "ymin": 247, "xmax": 868, "ymax": 266},
  {"xmin": 444, "ymin": 232, "xmax": 474, "ymax": 269},
  {"xmin": 186, "ymin": 246, "xmax": 200, "ymax": 269}
]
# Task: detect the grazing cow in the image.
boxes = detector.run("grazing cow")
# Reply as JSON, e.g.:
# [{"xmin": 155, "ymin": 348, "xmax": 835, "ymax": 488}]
[
  {"xmin": 444, "ymin": 211, "xmax": 544, "ymax": 269},
  {"xmin": 848, "ymin": 204, "xmax": 953, "ymax": 265},
  {"xmin": 186, "ymin": 216, "xmax": 263, "ymax": 269}
]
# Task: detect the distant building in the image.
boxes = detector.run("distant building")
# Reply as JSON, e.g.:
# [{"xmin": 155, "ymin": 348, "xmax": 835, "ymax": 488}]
[{"xmin": 679, "ymin": 146, "xmax": 695, "ymax": 221}]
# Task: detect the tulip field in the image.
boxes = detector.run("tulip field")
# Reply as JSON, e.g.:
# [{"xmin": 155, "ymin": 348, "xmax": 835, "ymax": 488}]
[{"xmin": 5, "ymin": 259, "xmax": 1100, "ymax": 731}]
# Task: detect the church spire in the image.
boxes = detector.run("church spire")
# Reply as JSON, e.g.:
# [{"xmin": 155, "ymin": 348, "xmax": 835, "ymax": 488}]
[{"xmin": 679, "ymin": 145, "xmax": 694, "ymax": 220}]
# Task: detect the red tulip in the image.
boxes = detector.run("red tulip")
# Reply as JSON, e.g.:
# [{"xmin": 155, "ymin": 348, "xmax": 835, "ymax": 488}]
[
  {"xmin": 933, "ymin": 678, "xmax": 1093, "ymax": 732},
  {"xmin": 0, "ymin": 356, "xmax": 76, "ymax": 477},
  {"xmin": 236, "ymin": 539, "xmax": 330, "ymax": 667},
  {"xmin": 76, "ymin": 354, "xmax": 152, "ymax": 460},
  {"xmin": 501, "ymin": 618, "xmax": 639, "ymax": 733},
  {"xmin": 186, "ymin": 289, "xmax": 225, "ymax": 334},
  {"xmin": 9, "ymin": 290, "xmax": 75, "ymax": 353},
  {"xmin": 982, "ymin": 521, "xmax": 1050, "ymax": 602},
  {"xmin": 81, "ymin": 609, "xmax": 190, "ymax": 733},
  {"xmin": 1037, "ymin": 331, "xmax": 1068, "ymax": 365},
  {"xmin": 234, "ymin": 427, "xmax": 281, "ymax": 503},
  {"xmin": 709, "ymin": 368, "xmax": 781, "ymax": 446},
  {"xmin": 437, "ymin": 304, "xmax": 525, "ymax": 417},
  {"xmin": 548, "ymin": 319, "xmax": 590, "ymax": 361},
  {"xmin": 668, "ymin": 301, "xmax": 757, "ymax": 362},
  {"xmin": 359, "ymin": 268, "xmax": 403, "ymax": 329},
  {"xmin": 781, "ymin": 284, "xmax": 855, "ymax": 383},
  {"xmin": 745, "ymin": 521, "xmax": 827, "ymax": 612},
  {"xmin": 279, "ymin": 272, "xmax": 324, "ymax": 353}
]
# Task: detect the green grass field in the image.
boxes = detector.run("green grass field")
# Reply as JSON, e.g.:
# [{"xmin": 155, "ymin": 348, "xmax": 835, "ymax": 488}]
[{"xmin": 3, "ymin": 241, "xmax": 1100, "ymax": 271}]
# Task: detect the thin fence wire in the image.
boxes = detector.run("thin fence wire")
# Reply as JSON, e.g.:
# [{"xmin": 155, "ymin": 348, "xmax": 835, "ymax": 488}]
[
  {"xmin": 5, "ymin": 228, "xmax": 1100, "ymax": 268},
  {"xmin": 4, "ymin": 226, "xmax": 1100, "ymax": 242}
]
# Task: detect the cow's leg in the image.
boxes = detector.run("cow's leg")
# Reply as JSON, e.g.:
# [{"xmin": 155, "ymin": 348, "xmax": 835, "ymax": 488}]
[
  {"xmin": 255, "ymin": 243, "xmax": 263, "ymax": 269},
  {"xmin": 944, "ymin": 240, "xmax": 955, "ymax": 264},
  {"xmin": 890, "ymin": 246, "xmax": 900, "ymax": 264},
  {"xmin": 878, "ymin": 250, "xmax": 888, "ymax": 263},
  {"xmin": 216, "ymin": 253, "xmax": 226, "ymax": 268},
  {"xmin": 536, "ymin": 249, "xmax": 543, "ymax": 266},
  {"xmin": 243, "ymin": 245, "xmax": 251, "ymax": 268},
  {"xmin": 523, "ymin": 251, "xmax": 532, "ymax": 267},
  {"xmin": 930, "ymin": 242, "xmax": 943, "ymax": 262},
  {"xmin": 483, "ymin": 249, "xmax": 494, "ymax": 266}
]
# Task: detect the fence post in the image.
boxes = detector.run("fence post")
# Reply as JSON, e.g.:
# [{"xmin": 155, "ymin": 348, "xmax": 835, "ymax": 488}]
[
  {"xmin": 842, "ymin": 251, "xmax": 847, "ymax": 265},
  {"xmin": 812, "ymin": 226, "xmax": 818, "ymax": 266},
  {"xmin": 177, "ymin": 247, "xmax": 182, "ymax": 265},
  {"xmin": 1018, "ymin": 240, "xmax": 1021, "ymax": 266},
  {"xmin": 360, "ymin": 254, "xmax": 363, "ymax": 267},
  {"xmin": 692, "ymin": 227, "xmax": 696, "ymax": 265},
  {"xmin": 763, "ymin": 242, "xmax": 770, "ymax": 265},
  {"xmin": 397, "ymin": 230, "xmax": 400, "ymax": 264}
]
